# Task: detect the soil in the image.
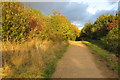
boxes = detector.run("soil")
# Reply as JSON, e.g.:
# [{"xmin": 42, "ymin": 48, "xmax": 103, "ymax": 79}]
[{"xmin": 52, "ymin": 41, "xmax": 118, "ymax": 78}]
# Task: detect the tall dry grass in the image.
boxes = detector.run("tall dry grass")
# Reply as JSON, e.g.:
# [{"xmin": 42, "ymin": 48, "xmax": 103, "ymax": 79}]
[{"xmin": 2, "ymin": 39, "xmax": 68, "ymax": 78}]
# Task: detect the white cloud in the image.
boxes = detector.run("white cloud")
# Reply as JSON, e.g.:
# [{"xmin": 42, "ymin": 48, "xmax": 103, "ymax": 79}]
[
  {"xmin": 72, "ymin": 22, "xmax": 84, "ymax": 30},
  {"xmin": 86, "ymin": 1, "xmax": 118, "ymax": 14}
]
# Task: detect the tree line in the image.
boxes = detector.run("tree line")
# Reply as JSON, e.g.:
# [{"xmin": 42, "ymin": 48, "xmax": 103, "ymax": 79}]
[
  {"xmin": 80, "ymin": 12, "xmax": 119, "ymax": 55},
  {"xmin": 2, "ymin": 2, "xmax": 80, "ymax": 42}
]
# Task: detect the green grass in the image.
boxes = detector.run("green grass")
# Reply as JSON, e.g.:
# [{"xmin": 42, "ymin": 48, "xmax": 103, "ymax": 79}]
[
  {"xmin": 43, "ymin": 43, "xmax": 69, "ymax": 78},
  {"xmin": 82, "ymin": 41, "xmax": 120, "ymax": 74}
]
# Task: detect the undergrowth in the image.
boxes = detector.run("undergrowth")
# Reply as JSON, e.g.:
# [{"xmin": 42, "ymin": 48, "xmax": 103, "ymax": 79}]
[{"xmin": 2, "ymin": 39, "xmax": 69, "ymax": 78}]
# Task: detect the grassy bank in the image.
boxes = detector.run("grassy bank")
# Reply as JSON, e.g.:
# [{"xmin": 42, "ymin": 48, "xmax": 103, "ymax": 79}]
[
  {"xmin": 82, "ymin": 41, "xmax": 120, "ymax": 74},
  {"xmin": 2, "ymin": 39, "xmax": 69, "ymax": 78}
]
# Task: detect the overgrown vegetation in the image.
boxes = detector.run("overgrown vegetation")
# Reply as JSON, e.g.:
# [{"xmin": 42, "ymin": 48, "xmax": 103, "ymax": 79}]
[
  {"xmin": 2, "ymin": 39, "xmax": 69, "ymax": 78},
  {"xmin": 1, "ymin": 2, "xmax": 79, "ymax": 78},
  {"xmin": 80, "ymin": 12, "xmax": 119, "ymax": 55},
  {"xmin": 82, "ymin": 41, "xmax": 120, "ymax": 74},
  {"xmin": 2, "ymin": 2, "xmax": 80, "ymax": 42}
]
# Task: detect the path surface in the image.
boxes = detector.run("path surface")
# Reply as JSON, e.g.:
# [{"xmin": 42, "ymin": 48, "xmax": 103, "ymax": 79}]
[{"xmin": 52, "ymin": 41, "xmax": 118, "ymax": 78}]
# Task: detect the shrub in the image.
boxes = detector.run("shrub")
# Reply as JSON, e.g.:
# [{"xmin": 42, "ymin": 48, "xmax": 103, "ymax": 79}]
[{"xmin": 101, "ymin": 26, "xmax": 119, "ymax": 54}]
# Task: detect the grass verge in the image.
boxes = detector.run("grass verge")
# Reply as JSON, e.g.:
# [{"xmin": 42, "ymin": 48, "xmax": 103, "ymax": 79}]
[
  {"xmin": 82, "ymin": 41, "xmax": 120, "ymax": 75},
  {"xmin": 43, "ymin": 42, "xmax": 69, "ymax": 78}
]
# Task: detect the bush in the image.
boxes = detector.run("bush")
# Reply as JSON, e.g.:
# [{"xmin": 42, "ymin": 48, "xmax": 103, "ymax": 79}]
[
  {"xmin": 2, "ymin": 2, "xmax": 30, "ymax": 41},
  {"xmin": 2, "ymin": 2, "xmax": 79, "ymax": 42},
  {"xmin": 80, "ymin": 13, "xmax": 119, "ymax": 55},
  {"xmin": 101, "ymin": 26, "xmax": 119, "ymax": 54}
]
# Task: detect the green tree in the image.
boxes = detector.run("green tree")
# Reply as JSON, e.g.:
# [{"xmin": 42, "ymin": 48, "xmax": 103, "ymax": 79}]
[{"xmin": 2, "ymin": 2, "xmax": 29, "ymax": 41}]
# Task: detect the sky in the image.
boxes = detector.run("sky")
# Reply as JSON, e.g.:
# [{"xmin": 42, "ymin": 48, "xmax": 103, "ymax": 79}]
[{"xmin": 24, "ymin": 0, "xmax": 119, "ymax": 30}]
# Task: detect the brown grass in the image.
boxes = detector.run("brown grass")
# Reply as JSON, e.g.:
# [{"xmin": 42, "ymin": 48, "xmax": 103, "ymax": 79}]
[{"xmin": 2, "ymin": 39, "xmax": 68, "ymax": 78}]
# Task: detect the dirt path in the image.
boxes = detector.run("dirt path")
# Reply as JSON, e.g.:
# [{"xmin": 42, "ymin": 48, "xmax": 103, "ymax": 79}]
[{"xmin": 52, "ymin": 41, "xmax": 118, "ymax": 78}]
